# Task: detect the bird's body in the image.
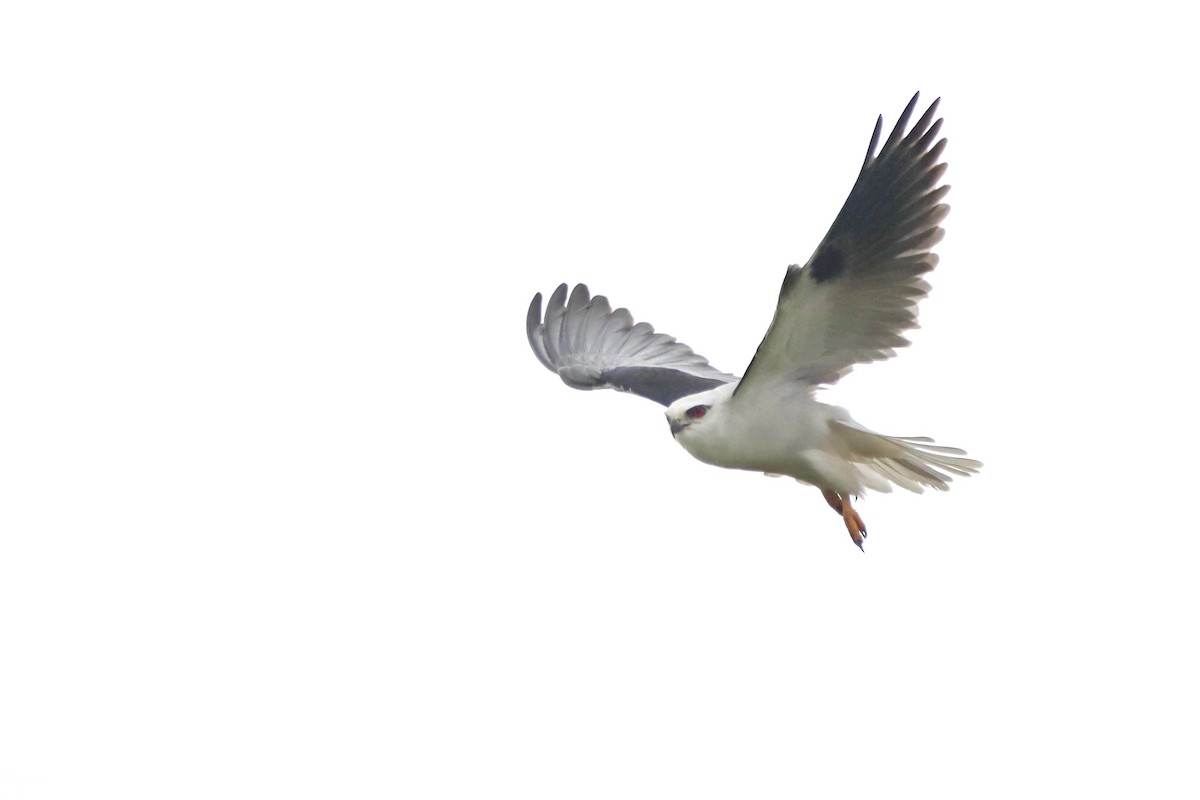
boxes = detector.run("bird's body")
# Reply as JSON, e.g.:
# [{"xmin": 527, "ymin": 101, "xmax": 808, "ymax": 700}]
[
  {"xmin": 525, "ymin": 93, "xmax": 980, "ymax": 548},
  {"xmin": 668, "ymin": 386, "xmax": 870, "ymax": 493},
  {"xmin": 667, "ymin": 383, "xmax": 976, "ymax": 497}
]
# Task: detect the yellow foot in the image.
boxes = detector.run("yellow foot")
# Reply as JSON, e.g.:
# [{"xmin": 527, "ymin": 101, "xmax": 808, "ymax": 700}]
[{"xmin": 822, "ymin": 490, "xmax": 868, "ymax": 550}]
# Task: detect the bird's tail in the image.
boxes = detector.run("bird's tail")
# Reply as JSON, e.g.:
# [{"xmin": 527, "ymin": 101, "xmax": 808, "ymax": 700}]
[{"xmin": 832, "ymin": 419, "xmax": 981, "ymax": 493}]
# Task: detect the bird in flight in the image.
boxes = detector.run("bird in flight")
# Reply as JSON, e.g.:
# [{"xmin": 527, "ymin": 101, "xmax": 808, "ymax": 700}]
[{"xmin": 526, "ymin": 93, "xmax": 979, "ymax": 549}]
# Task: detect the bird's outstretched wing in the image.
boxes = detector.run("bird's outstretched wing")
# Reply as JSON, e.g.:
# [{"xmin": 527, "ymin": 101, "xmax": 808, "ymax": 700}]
[
  {"xmin": 527, "ymin": 283, "xmax": 737, "ymax": 407},
  {"xmin": 735, "ymin": 93, "xmax": 949, "ymax": 400}
]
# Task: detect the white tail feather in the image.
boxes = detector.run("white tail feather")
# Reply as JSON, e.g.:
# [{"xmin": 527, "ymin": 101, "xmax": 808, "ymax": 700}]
[{"xmin": 832, "ymin": 420, "xmax": 981, "ymax": 494}]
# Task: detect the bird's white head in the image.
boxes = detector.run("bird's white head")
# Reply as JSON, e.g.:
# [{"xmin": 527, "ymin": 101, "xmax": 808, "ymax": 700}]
[{"xmin": 665, "ymin": 383, "xmax": 737, "ymax": 439}]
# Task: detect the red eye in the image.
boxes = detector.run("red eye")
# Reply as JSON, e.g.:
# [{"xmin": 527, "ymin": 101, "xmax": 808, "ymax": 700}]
[{"xmin": 686, "ymin": 405, "xmax": 707, "ymax": 419}]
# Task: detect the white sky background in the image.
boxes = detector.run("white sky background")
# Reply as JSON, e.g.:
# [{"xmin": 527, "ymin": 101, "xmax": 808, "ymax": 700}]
[{"xmin": 2, "ymin": 2, "xmax": 1198, "ymax": 798}]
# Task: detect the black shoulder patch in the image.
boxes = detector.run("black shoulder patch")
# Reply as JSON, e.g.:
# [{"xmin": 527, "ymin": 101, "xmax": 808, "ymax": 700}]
[
  {"xmin": 603, "ymin": 366, "xmax": 729, "ymax": 407},
  {"xmin": 809, "ymin": 244, "xmax": 845, "ymax": 282}
]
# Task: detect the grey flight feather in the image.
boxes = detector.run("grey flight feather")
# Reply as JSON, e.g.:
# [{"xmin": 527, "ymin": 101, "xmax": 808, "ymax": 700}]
[
  {"xmin": 526, "ymin": 283, "xmax": 737, "ymax": 407},
  {"xmin": 735, "ymin": 92, "xmax": 950, "ymax": 397}
]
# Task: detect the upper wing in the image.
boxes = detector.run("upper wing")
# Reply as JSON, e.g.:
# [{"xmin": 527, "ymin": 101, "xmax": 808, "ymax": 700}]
[
  {"xmin": 527, "ymin": 283, "xmax": 738, "ymax": 407},
  {"xmin": 735, "ymin": 93, "xmax": 950, "ymax": 399}
]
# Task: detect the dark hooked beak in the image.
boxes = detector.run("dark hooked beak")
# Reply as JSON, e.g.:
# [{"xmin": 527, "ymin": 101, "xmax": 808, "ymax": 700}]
[{"xmin": 669, "ymin": 418, "xmax": 686, "ymax": 436}]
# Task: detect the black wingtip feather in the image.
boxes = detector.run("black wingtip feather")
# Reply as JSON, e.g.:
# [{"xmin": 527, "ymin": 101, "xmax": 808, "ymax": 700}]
[
  {"xmin": 878, "ymin": 92, "xmax": 922, "ymax": 158},
  {"xmin": 912, "ymin": 96, "xmax": 941, "ymax": 136},
  {"xmin": 861, "ymin": 115, "xmax": 884, "ymax": 173}
]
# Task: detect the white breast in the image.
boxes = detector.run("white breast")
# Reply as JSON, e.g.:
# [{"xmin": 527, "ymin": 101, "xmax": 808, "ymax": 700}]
[{"xmin": 675, "ymin": 387, "xmax": 850, "ymax": 484}]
